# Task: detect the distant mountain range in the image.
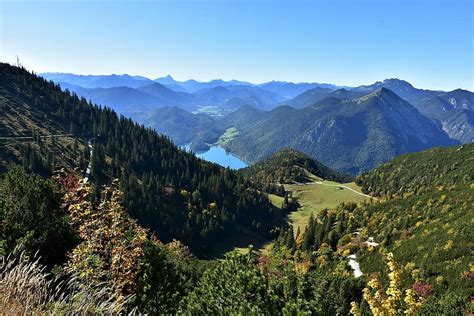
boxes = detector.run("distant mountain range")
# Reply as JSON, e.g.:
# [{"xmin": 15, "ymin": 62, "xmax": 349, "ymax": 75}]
[
  {"xmin": 41, "ymin": 73, "xmax": 473, "ymax": 174},
  {"xmin": 41, "ymin": 72, "xmax": 153, "ymax": 88},
  {"xmin": 285, "ymin": 78, "xmax": 473, "ymax": 144},
  {"xmin": 41, "ymin": 72, "xmax": 344, "ymax": 114}
]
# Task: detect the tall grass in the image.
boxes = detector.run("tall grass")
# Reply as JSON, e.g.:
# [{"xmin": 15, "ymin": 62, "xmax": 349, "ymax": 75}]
[{"xmin": 0, "ymin": 252, "xmax": 134, "ymax": 314}]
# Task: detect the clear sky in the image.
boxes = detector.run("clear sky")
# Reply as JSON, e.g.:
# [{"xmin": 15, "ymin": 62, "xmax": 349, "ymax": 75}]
[{"xmin": 1, "ymin": 0, "xmax": 473, "ymax": 90}]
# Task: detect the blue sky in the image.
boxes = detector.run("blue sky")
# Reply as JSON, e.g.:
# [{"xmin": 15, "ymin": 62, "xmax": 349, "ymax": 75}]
[{"xmin": 1, "ymin": 0, "xmax": 473, "ymax": 90}]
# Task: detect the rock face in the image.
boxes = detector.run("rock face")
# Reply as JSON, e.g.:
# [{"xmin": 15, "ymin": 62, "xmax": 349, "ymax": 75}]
[{"xmin": 410, "ymin": 89, "xmax": 474, "ymax": 143}]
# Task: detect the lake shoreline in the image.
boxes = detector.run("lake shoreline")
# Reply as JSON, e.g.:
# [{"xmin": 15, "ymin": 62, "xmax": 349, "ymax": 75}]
[{"xmin": 180, "ymin": 144, "xmax": 249, "ymax": 170}]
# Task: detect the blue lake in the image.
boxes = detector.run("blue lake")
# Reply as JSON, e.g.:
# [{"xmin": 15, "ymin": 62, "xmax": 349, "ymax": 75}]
[{"xmin": 183, "ymin": 145, "xmax": 248, "ymax": 169}]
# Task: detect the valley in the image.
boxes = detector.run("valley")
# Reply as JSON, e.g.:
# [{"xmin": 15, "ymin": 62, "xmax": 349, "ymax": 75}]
[
  {"xmin": 1, "ymin": 64, "xmax": 472, "ymax": 315},
  {"xmin": 2, "ymin": 0, "xmax": 473, "ymax": 314},
  {"xmin": 233, "ymin": 174, "xmax": 369, "ymax": 255},
  {"xmin": 0, "ymin": 64, "xmax": 474, "ymax": 312},
  {"xmin": 286, "ymin": 179, "xmax": 369, "ymax": 230}
]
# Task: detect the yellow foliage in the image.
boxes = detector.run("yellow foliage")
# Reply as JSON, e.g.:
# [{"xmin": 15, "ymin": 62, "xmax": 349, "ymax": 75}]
[
  {"xmin": 411, "ymin": 269, "xmax": 421, "ymax": 281},
  {"xmin": 294, "ymin": 260, "xmax": 310, "ymax": 275},
  {"xmin": 404, "ymin": 262, "xmax": 416, "ymax": 272},
  {"xmin": 351, "ymin": 253, "xmax": 425, "ymax": 316},
  {"xmin": 443, "ymin": 240, "xmax": 454, "ymax": 251},
  {"xmin": 435, "ymin": 276, "xmax": 445, "ymax": 285},
  {"xmin": 64, "ymin": 179, "xmax": 149, "ymax": 297},
  {"xmin": 295, "ymin": 231, "xmax": 305, "ymax": 247},
  {"xmin": 350, "ymin": 301, "xmax": 361, "ymax": 316}
]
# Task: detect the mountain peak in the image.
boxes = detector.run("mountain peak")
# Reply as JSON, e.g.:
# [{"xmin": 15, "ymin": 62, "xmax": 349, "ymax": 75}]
[
  {"xmin": 449, "ymin": 88, "xmax": 471, "ymax": 94},
  {"xmin": 357, "ymin": 87, "xmax": 401, "ymax": 104},
  {"xmin": 382, "ymin": 78, "xmax": 411, "ymax": 85},
  {"xmin": 356, "ymin": 78, "xmax": 416, "ymax": 94},
  {"xmin": 369, "ymin": 87, "xmax": 396, "ymax": 97},
  {"xmin": 154, "ymin": 75, "xmax": 177, "ymax": 84}
]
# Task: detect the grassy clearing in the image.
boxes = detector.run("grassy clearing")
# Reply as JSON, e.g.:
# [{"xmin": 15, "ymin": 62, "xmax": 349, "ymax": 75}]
[
  {"xmin": 267, "ymin": 193, "xmax": 284, "ymax": 209},
  {"xmin": 226, "ymin": 178, "xmax": 367, "ymax": 256},
  {"xmin": 217, "ymin": 127, "xmax": 239, "ymax": 145},
  {"xmin": 286, "ymin": 181, "xmax": 367, "ymax": 230}
]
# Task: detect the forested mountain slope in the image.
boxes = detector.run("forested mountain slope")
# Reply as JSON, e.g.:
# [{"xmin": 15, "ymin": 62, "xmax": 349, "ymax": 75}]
[
  {"xmin": 353, "ymin": 144, "xmax": 474, "ymax": 309},
  {"xmin": 0, "ymin": 63, "xmax": 283, "ymax": 257},
  {"xmin": 273, "ymin": 143, "xmax": 473, "ymax": 313},
  {"xmin": 239, "ymin": 148, "xmax": 352, "ymax": 192},
  {"xmin": 352, "ymin": 79, "xmax": 474, "ymax": 143},
  {"xmin": 130, "ymin": 106, "xmax": 222, "ymax": 145},
  {"xmin": 222, "ymin": 89, "xmax": 458, "ymax": 174}
]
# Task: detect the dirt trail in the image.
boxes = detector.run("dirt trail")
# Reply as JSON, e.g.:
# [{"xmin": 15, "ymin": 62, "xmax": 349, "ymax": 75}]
[
  {"xmin": 310, "ymin": 181, "xmax": 378, "ymax": 200},
  {"xmin": 0, "ymin": 134, "xmax": 72, "ymax": 140}
]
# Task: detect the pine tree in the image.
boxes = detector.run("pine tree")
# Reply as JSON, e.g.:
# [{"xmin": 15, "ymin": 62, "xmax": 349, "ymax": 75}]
[
  {"xmin": 302, "ymin": 213, "xmax": 316, "ymax": 251},
  {"xmin": 286, "ymin": 226, "xmax": 295, "ymax": 249}
]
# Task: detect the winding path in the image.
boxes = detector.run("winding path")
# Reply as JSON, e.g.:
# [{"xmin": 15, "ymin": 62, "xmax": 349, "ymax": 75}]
[
  {"xmin": 0, "ymin": 134, "xmax": 72, "ymax": 141},
  {"xmin": 310, "ymin": 181, "xmax": 377, "ymax": 200},
  {"xmin": 1, "ymin": 134, "xmax": 95, "ymax": 183},
  {"xmin": 348, "ymin": 237, "xmax": 379, "ymax": 278},
  {"xmin": 348, "ymin": 254, "xmax": 363, "ymax": 277},
  {"xmin": 83, "ymin": 139, "xmax": 93, "ymax": 183}
]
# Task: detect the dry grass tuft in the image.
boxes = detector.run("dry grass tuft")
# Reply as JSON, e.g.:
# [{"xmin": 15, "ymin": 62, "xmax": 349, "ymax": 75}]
[{"xmin": 0, "ymin": 252, "xmax": 134, "ymax": 315}]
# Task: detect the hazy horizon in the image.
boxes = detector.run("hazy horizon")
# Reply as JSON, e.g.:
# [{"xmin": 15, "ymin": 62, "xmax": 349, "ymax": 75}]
[{"xmin": 35, "ymin": 70, "xmax": 470, "ymax": 92}]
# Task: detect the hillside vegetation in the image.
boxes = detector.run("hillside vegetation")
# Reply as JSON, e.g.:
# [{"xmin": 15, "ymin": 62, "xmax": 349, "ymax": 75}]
[
  {"xmin": 0, "ymin": 63, "xmax": 283, "ymax": 257},
  {"xmin": 274, "ymin": 143, "xmax": 473, "ymax": 314},
  {"xmin": 1, "ymin": 63, "xmax": 472, "ymax": 314},
  {"xmin": 0, "ymin": 164, "xmax": 367, "ymax": 314},
  {"xmin": 241, "ymin": 148, "xmax": 353, "ymax": 184}
]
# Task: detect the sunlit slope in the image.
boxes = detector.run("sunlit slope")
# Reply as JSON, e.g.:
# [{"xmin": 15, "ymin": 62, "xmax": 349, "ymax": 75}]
[{"xmin": 286, "ymin": 180, "xmax": 368, "ymax": 229}]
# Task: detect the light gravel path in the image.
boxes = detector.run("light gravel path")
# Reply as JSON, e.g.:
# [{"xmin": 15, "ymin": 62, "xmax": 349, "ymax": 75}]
[
  {"xmin": 347, "ymin": 237, "xmax": 379, "ymax": 277},
  {"xmin": 0, "ymin": 134, "xmax": 72, "ymax": 140},
  {"xmin": 311, "ymin": 181, "xmax": 377, "ymax": 200},
  {"xmin": 348, "ymin": 254, "xmax": 363, "ymax": 278},
  {"xmin": 83, "ymin": 139, "xmax": 93, "ymax": 183}
]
